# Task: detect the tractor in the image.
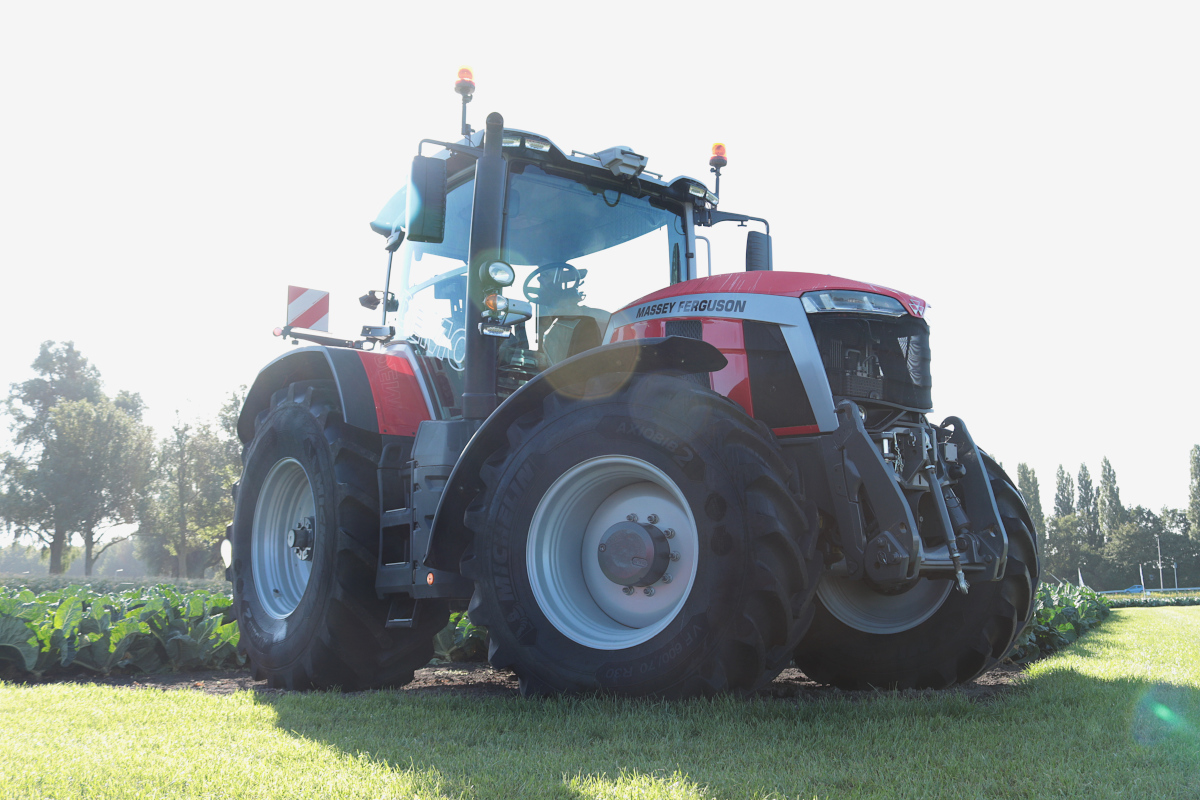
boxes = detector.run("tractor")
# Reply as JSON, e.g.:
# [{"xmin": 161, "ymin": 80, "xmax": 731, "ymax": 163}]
[{"xmin": 226, "ymin": 71, "xmax": 1039, "ymax": 697}]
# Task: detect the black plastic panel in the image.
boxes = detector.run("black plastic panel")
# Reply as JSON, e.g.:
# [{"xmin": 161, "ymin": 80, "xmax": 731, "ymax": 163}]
[{"xmin": 744, "ymin": 320, "xmax": 817, "ymax": 428}]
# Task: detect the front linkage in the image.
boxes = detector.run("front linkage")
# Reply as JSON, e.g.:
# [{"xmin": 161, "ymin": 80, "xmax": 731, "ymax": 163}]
[{"xmin": 818, "ymin": 400, "xmax": 1009, "ymax": 593}]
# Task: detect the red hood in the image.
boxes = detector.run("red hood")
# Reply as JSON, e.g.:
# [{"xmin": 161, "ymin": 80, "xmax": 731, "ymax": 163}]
[{"xmin": 623, "ymin": 272, "xmax": 928, "ymax": 318}]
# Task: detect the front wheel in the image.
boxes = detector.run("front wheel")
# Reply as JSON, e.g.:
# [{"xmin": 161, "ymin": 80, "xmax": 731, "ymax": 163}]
[
  {"xmin": 231, "ymin": 382, "xmax": 447, "ymax": 690},
  {"xmin": 793, "ymin": 459, "xmax": 1039, "ymax": 689},
  {"xmin": 461, "ymin": 373, "xmax": 821, "ymax": 697}
]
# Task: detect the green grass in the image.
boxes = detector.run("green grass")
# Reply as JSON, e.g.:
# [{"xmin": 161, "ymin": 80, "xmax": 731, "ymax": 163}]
[{"xmin": 2, "ymin": 608, "xmax": 1198, "ymax": 800}]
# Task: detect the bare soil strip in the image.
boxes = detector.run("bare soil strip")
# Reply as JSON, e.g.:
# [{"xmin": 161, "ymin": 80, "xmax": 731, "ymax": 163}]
[{"xmin": 22, "ymin": 661, "xmax": 1023, "ymax": 701}]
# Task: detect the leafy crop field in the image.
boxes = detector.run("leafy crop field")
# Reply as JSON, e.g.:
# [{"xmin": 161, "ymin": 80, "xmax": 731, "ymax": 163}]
[
  {"xmin": 1, "ymin": 607, "xmax": 1197, "ymax": 800},
  {"xmin": 0, "ymin": 584, "xmax": 240, "ymax": 678}
]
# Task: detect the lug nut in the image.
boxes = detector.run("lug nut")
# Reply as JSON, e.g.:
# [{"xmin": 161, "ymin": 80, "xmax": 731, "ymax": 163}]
[
  {"xmin": 627, "ymin": 513, "xmax": 638, "ymax": 522},
  {"xmin": 647, "ymin": 514, "xmax": 659, "ymax": 524},
  {"xmin": 670, "ymin": 551, "xmax": 680, "ymax": 562},
  {"xmin": 622, "ymin": 586, "xmax": 634, "ymax": 596},
  {"xmin": 643, "ymin": 587, "xmax": 655, "ymax": 596},
  {"xmin": 664, "ymin": 528, "xmax": 675, "ymax": 539},
  {"xmin": 598, "ymin": 543, "xmax": 607, "ymax": 552},
  {"xmin": 661, "ymin": 574, "xmax": 672, "ymax": 584}
]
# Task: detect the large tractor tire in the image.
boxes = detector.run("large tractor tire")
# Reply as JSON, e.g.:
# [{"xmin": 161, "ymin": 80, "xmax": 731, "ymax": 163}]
[
  {"xmin": 793, "ymin": 459, "xmax": 1038, "ymax": 690},
  {"xmin": 460, "ymin": 372, "xmax": 821, "ymax": 697},
  {"xmin": 231, "ymin": 381, "xmax": 448, "ymax": 690}
]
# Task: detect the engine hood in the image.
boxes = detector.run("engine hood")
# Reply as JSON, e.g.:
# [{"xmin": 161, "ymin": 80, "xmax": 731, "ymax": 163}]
[{"xmin": 621, "ymin": 272, "xmax": 928, "ymax": 319}]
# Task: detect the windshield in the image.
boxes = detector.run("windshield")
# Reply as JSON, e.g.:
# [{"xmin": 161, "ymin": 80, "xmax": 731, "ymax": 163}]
[
  {"xmin": 503, "ymin": 164, "xmax": 687, "ymax": 315},
  {"xmin": 385, "ymin": 161, "xmax": 687, "ymax": 413},
  {"xmin": 391, "ymin": 162, "xmax": 685, "ymax": 355}
]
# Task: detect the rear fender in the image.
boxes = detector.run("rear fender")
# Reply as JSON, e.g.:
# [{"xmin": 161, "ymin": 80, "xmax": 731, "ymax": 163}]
[
  {"xmin": 422, "ymin": 336, "xmax": 727, "ymax": 571},
  {"xmin": 238, "ymin": 345, "xmax": 434, "ymax": 444}
]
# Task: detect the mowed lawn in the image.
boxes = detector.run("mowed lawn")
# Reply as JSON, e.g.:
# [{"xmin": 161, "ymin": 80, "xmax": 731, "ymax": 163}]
[{"xmin": 2, "ymin": 608, "xmax": 1197, "ymax": 800}]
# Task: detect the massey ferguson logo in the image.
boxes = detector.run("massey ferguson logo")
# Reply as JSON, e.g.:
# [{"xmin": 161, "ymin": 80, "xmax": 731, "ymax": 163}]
[{"xmin": 634, "ymin": 298, "xmax": 748, "ymax": 318}]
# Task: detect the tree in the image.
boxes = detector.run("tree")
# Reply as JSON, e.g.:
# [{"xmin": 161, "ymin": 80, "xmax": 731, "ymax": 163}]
[
  {"xmin": 5, "ymin": 341, "xmax": 102, "ymax": 449},
  {"xmin": 1053, "ymin": 465, "xmax": 1075, "ymax": 519},
  {"xmin": 135, "ymin": 391, "xmax": 243, "ymax": 578},
  {"xmin": 1097, "ymin": 457, "xmax": 1125, "ymax": 546},
  {"xmin": 1016, "ymin": 463, "xmax": 1045, "ymax": 536},
  {"xmin": 1105, "ymin": 506, "xmax": 1162, "ymax": 585},
  {"xmin": 1189, "ymin": 444, "xmax": 1200, "ymax": 542},
  {"xmin": 1077, "ymin": 464, "xmax": 1100, "ymax": 549},
  {"xmin": 1, "ymin": 343, "xmax": 152, "ymax": 574},
  {"xmin": 43, "ymin": 398, "xmax": 154, "ymax": 575},
  {"xmin": 1159, "ymin": 507, "xmax": 1198, "ymax": 588}
]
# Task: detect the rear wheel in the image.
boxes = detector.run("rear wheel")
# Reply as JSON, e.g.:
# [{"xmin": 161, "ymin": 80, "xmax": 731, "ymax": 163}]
[
  {"xmin": 793, "ymin": 460, "xmax": 1038, "ymax": 689},
  {"xmin": 231, "ymin": 382, "xmax": 447, "ymax": 690},
  {"xmin": 461, "ymin": 373, "xmax": 821, "ymax": 697}
]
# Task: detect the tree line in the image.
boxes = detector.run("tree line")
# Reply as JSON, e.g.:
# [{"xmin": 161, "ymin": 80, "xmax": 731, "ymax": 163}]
[
  {"xmin": 0, "ymin": 342, "xmax": 242, "ymax": 577},
  {"xmin": 1016, "ymin": 451, "xmax": 1200, "ymax": 590}
]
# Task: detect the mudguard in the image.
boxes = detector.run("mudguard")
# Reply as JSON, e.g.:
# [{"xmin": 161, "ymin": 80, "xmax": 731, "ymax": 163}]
[
  {"xmin": 421, "ymin": 336, "xmax": 728, "ymax": 571},
  {"xmin": 237, "ymin": 345, "xmax": 433, "ymax": 444}
]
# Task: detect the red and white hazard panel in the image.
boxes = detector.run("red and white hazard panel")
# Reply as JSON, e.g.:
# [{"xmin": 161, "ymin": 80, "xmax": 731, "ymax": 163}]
[{"xmin": 287, "ymin": 286, "xmax": 330, "ymax": 331}]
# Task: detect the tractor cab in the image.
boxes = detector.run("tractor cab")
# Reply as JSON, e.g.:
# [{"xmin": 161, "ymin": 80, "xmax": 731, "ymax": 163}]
[{"xmin": 369, "ymin": 127, "xmax": 758, "ymax": 411}]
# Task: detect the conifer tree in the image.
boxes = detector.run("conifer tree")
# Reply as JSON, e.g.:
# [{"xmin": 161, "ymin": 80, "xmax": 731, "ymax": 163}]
[
  {"xmin": 1188, "ymin": 444, "xmax": 1200, "ymax": 542},
  {"xmin": 1098, "ymin": 457, "xmax": 1124, "ymax": 545},
  {"xmin": 1053, "ymin": 465, "xmax": 1075, "ymax": 519},
  {"xmin": 1077, "ymin": 464, "xmax": 1100, "ymax": 548},
  {"xmin": 1017, "ymin": 464, "xmax": 1045, "ymax": 535}
]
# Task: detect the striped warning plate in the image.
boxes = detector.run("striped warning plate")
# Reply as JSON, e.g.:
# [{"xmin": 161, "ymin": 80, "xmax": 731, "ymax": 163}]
[{"xmin": 287, "ymin": 286, "xmax": 329, "ymax": 331}]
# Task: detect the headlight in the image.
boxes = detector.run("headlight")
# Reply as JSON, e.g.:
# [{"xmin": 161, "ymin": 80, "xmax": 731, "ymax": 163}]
[{"xmin": 801, "ymin": 290, "xmax": 907, "ymax": 316}]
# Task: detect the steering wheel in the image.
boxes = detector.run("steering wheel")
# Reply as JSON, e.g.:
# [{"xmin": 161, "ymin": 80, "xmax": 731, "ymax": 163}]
[{"xmin": 523, "ymin": 262, "xmax": 582, "ymax": 304}]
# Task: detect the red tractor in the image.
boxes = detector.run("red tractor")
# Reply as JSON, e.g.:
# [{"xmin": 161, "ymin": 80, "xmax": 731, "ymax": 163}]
[{"xmin": 227, "ymin": 74, "xmax": 1038, "ymax": 697}]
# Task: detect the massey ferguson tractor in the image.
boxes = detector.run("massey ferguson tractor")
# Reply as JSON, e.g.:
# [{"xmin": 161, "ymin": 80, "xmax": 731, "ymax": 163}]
[{"xmin": 226, "ymin": 72, "xmax": 1039, "ymax": 697}]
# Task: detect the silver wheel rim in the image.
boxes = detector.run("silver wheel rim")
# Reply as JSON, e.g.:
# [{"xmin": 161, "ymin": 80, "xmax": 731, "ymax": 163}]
[
  {"xmin": 252, "ymin": 458, "xmax": 315, "ymax": 620},
  {"xmin": 527, "ymin": 455, "xmax": 699, "ymax": 650},
  {"xmin": 817, "ymin": 574, "xmax": 953, "ymax": 634}
]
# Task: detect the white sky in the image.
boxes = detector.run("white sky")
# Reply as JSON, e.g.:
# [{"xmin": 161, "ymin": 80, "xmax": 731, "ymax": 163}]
[{"xmin": 2, "ymin": 2, "xmax": 1197, "ymax": 516}]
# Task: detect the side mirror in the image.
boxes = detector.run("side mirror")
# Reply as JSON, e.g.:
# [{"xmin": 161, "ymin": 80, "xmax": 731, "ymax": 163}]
[
  {"xmin": 746, "ymin": 230, "xmax": 773, "ymax": 271},
  {"xmin": 407, "ymin": 156, "xmax": 448, "ymax": 243}
]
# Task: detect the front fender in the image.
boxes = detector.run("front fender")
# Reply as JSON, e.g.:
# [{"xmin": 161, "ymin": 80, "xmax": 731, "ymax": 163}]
[{"xmin": 423, "ymin": 336, "xmax": 727, "ymax": 570}]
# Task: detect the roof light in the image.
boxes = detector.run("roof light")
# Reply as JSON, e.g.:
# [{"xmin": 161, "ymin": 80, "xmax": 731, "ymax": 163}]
[
  {"xmin": 481, "ymin": 260, "xmax": 515, "ymax": 287},
  {"xmin": 686, "ymin": 182, "xmax": 719, "ymax": 207},
  {"xmin": 524, "ymin": 138, "xmax": 552, "ymax": 152},
  {"xmin": 455, "ymin": 66, "xmax": 475, "ymax": 98},
  {"xmin": 502, "ymin": 135, "xmax": 522, "ymax": 148},
  {"xmin": 801, "ymin": 290, "xmax": 907, "ymax": 316},
  {"xmin": 710, "ymin": 143, "xmax": 727, "ymax": 169}
]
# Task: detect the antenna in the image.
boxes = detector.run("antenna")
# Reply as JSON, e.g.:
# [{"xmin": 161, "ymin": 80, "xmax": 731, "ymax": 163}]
[{"xmin": 456, "ymin": 67, "xmax": 475, "ymax": 137}]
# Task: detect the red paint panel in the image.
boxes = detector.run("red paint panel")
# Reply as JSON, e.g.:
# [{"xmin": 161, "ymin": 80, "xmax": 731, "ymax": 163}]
[
  {"xmin": 287, "ymin": 285, "xmax": 307, "ymax": 303},
  {"xmin": 621, "ymin": 271, "xmax": 928, "ymax": 319},
  {"xmin": 772, "ymin": 425, "xmax": 821, "ymax": 436},
  {"xmin": 357, "ymin": 351, "xmax": 431, "ymax": 437},
  {"xmin": 701, "ymin": 318, "xmax": 753, "ymax": 418}
]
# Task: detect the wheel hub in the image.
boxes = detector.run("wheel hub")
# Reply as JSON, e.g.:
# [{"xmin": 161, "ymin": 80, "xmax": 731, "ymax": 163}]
[
  {"xmin": 596, "ymin": 521, "xmax": 670, "ymax": 587},
  {"xmin": 287, "ymin": 517, "xmax": 315, "ymax": 561}
]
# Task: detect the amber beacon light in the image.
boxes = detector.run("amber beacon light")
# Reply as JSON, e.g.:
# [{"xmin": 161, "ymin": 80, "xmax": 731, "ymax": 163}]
[
  {"xmin": 709, "ymin": 143, "xmax": 728, "ymax": 169},
  {"xmin": 455, "ymin": 67, "xmax": 475, "ymax": 97}
]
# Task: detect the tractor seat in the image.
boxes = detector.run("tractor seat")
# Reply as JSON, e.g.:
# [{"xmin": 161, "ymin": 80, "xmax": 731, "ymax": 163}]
[{"xmin": 539, "ymin": 314, "xmax": 603, "ymax": 364}]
